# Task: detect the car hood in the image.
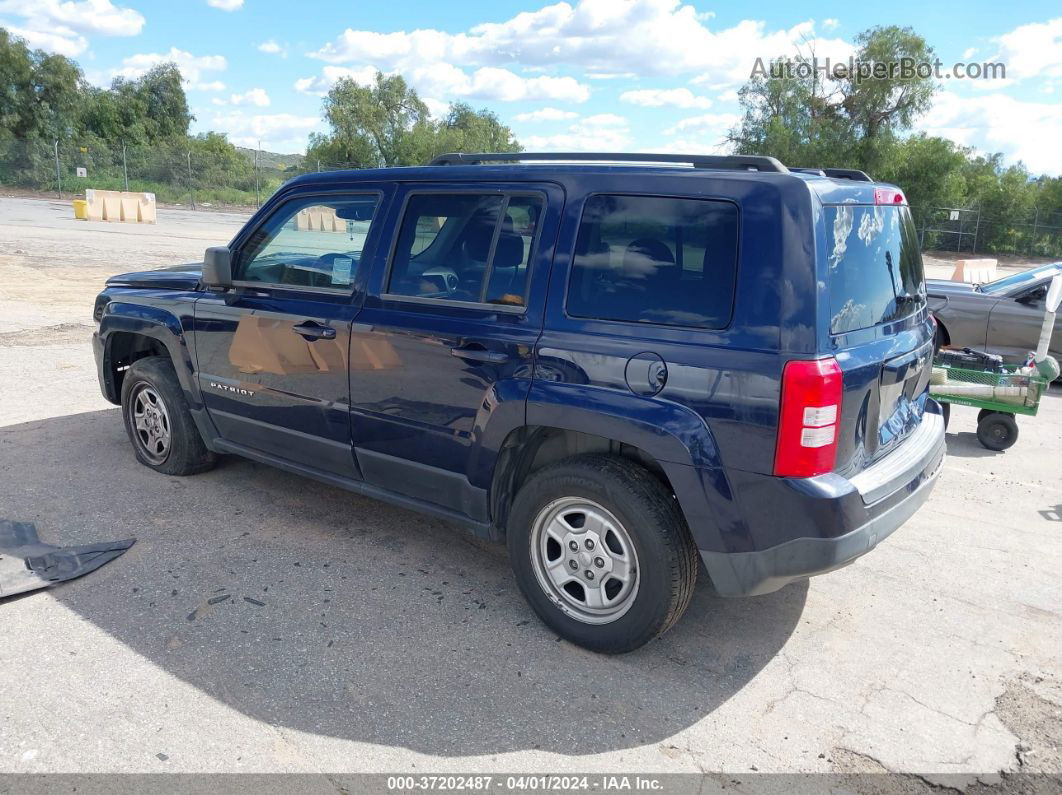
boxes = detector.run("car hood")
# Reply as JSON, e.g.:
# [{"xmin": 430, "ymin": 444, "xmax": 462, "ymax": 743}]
[{"xmin": 106, "ymin": 263, "xmax": 203, "ymax": 290}]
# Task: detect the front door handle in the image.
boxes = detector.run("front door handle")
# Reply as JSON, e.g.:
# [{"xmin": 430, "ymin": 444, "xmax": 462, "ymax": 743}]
[
  {"xmin": 292, "ymin": 321, "xmax": 336, "ymax": 341},
  {"xmin": 450, "ymin": 346, "xmax": 509, "ymax": 364}
]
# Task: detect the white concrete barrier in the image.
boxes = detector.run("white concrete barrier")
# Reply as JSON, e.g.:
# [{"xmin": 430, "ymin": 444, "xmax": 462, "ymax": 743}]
[
  {"xmin": 82, "ymin": 190, "xmax": 156, "ymax": 224},
  {"xmin": 951, "ymin": 258, "xmax": 997, "ymax": 283}
]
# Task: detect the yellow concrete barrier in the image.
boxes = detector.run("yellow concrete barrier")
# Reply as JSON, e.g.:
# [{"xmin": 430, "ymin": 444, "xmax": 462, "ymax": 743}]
[
  {"xmin": 72, "ymin": 199, "xmax": 87, "ymax": 220},
  {"xmin": 80, "ymin": 190, "xmax": 156, "ymax": 223}
]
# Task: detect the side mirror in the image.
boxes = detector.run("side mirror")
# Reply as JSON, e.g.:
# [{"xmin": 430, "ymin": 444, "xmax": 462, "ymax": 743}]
[{"xmin": 202, "ymin": 246, "xmax": 232, "ymax": 290}]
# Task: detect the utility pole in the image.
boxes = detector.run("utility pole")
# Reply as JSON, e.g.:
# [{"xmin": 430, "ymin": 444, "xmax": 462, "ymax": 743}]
[
  {"xmin": 54, "ymin": 140, "xmax": 62, "ymax": 199},
  {"xmin": 186, "ymin": 150, "xmax": 196, "ymax": 210},
  {"xmin": 122, "ymin": 143, "xmax": 129, "ymax": 191}
]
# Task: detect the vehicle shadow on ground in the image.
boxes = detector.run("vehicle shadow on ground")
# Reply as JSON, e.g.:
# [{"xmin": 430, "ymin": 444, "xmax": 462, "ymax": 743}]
[{"xmin": 0, "ymin": 409, "xmax": 807, "ymax": 756}]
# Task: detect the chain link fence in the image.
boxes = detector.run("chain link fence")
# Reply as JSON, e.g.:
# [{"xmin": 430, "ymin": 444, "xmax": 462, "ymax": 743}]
[
  {"xmin": 3, "ymin": 139, "xmax": 1061, "ymax": 258},
  {"xmin": 0, "ymin": 138, "xmax": 365, "ymax": 210},
  {"xmin": 917, "ymin": 206, "xmax": 1062, "ymax": 258}
]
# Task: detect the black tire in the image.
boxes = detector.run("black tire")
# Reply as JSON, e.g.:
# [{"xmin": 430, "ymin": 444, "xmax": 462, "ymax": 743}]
[
  {"xmin": 507, "ymin": 454, "xmax": 697, "ymax": 654},
  {"xmin": 976, "ymin": 412, "xmax": 1018, "ymax": 451},
  {"xmin": 121, "ymin": 356, "xmax": 216, "ymax": 475},
  {"xmin": 977, "ymin": 408, "xmax": 993, "ymax": 424},
  {"xmin": 940, "ymin": 402, "xmax": 951, "ymax": 431}
]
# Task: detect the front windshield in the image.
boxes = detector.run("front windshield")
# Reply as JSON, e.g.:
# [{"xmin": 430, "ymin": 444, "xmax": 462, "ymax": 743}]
[{"xmin": 980, "ymin": 264, "xmax": 1060, "ymax": 295}]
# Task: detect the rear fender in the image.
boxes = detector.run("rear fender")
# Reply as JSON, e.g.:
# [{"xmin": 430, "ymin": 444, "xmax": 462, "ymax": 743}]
[{"xmin": 524, "ymin": 381, "xmax": 734, "ymax": 553}]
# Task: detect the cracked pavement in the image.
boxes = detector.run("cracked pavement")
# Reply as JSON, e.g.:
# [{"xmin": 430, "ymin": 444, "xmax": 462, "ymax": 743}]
[{"xmin": 0, "ymin": 198, "xmax": 1060, "ymax": 781}]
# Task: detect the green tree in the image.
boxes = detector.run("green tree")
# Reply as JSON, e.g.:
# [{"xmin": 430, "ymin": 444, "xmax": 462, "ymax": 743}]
[
  {"xmin": 730, "ymin": 25, "xmax": 936, "ymax": 173},
  {"xmin": 307, "ymin": 72, "xmax": 521, "ymax": 167},
  {"xmin": 0, "ymin": 28, "xmax": 85, "ymax": 142},
  {"xmin": 309, "ymin": 72, "xmax": 432, "ymax": 168},
  {"xmin": 435, "ymin": 102, "xmax": 521, "ymax": 156}
]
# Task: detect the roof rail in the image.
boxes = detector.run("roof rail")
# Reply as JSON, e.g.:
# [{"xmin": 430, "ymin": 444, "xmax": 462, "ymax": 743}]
[
  {"xmin": 790, "ymin": 167, "xmax": 827, "ymax": 176},
  {"xmin": 429, "ymin": 151, "xmax": 789, "ymax": 173},
  {"xmin": 822, "ymin": 168, "xmax": 873, "ymax": 182}
]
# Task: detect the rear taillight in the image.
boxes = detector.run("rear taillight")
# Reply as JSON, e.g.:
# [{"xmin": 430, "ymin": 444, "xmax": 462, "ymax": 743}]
[
  {"xmin": 773, "ymin": 357, "xmax": 843, "ymax": 478},
  {"xmin": 874, "ymin": 187, "xmax": 906, "ymax": 205}
]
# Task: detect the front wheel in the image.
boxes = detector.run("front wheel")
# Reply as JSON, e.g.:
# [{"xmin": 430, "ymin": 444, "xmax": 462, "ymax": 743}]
[
  {"xmin": 121, "ymin": 356, "xmax": 216, "ymax": 475},
  {"xmin": 507, "ymin": 455, "xmax": 697, "ymax": 654}
]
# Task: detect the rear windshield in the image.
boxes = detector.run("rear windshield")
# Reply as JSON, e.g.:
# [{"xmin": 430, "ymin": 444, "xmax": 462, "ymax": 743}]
[{"xmin": 825, "ymin": 204, "xmax": 925, "ymax": 334}]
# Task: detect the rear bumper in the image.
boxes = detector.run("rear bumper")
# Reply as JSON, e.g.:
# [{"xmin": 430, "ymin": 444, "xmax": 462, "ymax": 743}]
[{"xmin": 702, "ymin": 407, "xmax": 946, "ymax": 597}]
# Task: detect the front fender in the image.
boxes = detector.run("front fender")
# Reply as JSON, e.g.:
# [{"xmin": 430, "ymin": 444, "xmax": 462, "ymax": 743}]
[{"xmin": 98, "ymin": 299, "xmax": 202, "ymax": 408}]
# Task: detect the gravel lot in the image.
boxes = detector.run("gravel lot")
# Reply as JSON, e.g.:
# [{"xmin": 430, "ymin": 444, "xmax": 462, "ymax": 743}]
[{"xmin": 0, "ymin": 197, "xmax": 1059, "ymax": 786}]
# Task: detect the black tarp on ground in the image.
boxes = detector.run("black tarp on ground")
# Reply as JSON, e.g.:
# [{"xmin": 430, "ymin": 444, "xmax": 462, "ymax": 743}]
[{"xmin": 0, "ymin": 519, "xmax": 134, "ymax": 598}]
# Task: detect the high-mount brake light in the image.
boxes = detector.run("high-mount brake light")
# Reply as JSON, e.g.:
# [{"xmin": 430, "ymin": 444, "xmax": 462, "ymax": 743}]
[
  {"xmin": 874, "ymin": 188, "xmax": 906, "ymax": 205},
  {"xmin": 773, "ymin": 358, "xmax": 843, "ymax": 478}
]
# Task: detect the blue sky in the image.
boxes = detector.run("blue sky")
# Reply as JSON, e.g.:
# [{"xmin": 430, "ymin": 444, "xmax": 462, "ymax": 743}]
[{"xmin": 1, "ymin": 0, "xmax": 1059, "ymax": 173}]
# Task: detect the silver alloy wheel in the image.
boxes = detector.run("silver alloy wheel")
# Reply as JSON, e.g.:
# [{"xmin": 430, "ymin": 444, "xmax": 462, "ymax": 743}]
[
  {"xmin": 529, "ymin": 497, "xmax": 639, "ymax": 624},
  {"xmin": 130, "ymin": 384, "xmax": 171, "ymax": 464}
]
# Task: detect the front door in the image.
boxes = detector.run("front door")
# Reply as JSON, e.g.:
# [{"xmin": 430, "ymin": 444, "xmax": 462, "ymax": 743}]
[
  {"xmin": 194, "ymin": 189, "xmax": 388, "ymax": 479},
  {"xmin": 349, "ymin": 183, "xmax": 562, "ymax": 519}
]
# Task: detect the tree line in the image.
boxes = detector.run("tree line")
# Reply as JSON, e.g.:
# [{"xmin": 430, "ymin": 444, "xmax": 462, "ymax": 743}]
[
  {"xmin": 0, "ymin": 27, "xmax": 520, "ymax": 205},
  {"xmin": 1, "ymin": 22, "xmax": 1059, "ymax": 256},
  {"xmin": 728, "ymin": 25, "xmax": 1062, "ymax": 256}
]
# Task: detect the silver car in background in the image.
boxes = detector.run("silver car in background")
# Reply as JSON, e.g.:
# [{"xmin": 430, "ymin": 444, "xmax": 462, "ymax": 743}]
[{"xmin": 928, "ymin": 263, "xmax": 1062, "ymax": 364}]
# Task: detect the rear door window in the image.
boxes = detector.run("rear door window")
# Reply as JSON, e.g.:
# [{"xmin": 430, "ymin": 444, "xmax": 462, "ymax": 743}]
[
  {"xmin": 825, "ymin": 204, "xmax": 926, "ymax": 333},
  {"xmin": 386, "ymin": 193, "xmax": 543, "ymax": 307},
  {"xmin": 566, "ymin": 194, "xmax": 739, "ymax": 328}
]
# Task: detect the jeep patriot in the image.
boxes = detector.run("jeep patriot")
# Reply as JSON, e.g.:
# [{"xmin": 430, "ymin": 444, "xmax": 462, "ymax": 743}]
[{"xmin": 93, "ymin": 152, "xmax": 945, "ymax": 652}]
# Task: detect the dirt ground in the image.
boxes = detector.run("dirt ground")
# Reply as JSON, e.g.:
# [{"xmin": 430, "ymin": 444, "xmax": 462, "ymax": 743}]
[{"xmin": 0, "ymin": 197, "xmax": 1059, "ymax": 786}]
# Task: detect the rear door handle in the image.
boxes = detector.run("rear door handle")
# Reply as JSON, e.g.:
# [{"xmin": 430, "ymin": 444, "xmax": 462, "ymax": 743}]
[
  {"xmin": 292, "ymin": 321, "xmax": 336, "ymax": 341},
  {"xmin": 450, "ymin": 346, "xmax": 509, "ymax": 364}
]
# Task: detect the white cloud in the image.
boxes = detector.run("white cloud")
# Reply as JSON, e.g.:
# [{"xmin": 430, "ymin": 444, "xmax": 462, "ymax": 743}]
[
  {"xmin": 990, "ymin": 17, "xmax": 1062, "ymax": 81},
  {"xmin": 621, "ymin": 88, "xmax": 712, "ymax": 109},
  {"xmin": 822, "ymin": 18, "xmax": 839, "ymax": 32},
  {"xmin": 210, "ymin": 112, "xmax": 322, "ymax": 153},
  {"xmin": 215, "ymin": 88, "xmax": 271, "ymax": 107},
  {"xmin": 296, "ymin": 63, "xmax": 589, "ymax": 104},
  {"xmin": 113, "ymin": 48, "xmax": 228, "ymax": 91},
  {"xmin": 409, "ymin": 64, "xmax": 589, "ymax": 103},
  {"xmin": 257, "ymin": 39, "xmax": 286, "ymax": 57},
  {"xmin": 294, "ymin": 65, "xmax": 380, "ymax": 96},
  {"xmin": 4, "ymin": 24, "xmax": 87, "ymax": 56},
  {"xmin": 918, "ymin": 90, "xmax": 1062, "ymax": 175},
  {"xmin": 513, "ymin": 107, "xmax": 580, "ymax": 123},
  {"xmin": 307, "ymin": 0, "xmax": 853, "ymax": 87},
  {"xmin": 0, "ymin": 0, "xmax": 143, "ymax": 56},
  {"xmin": 664, "ymin": 112, "xmax": 740, "ymax": 136},
  {"xmin": 206, "ymin": 0, "xmax": 242, "ymax": 9},
  {"xmin": 523, "ymin": 114, "xmax": 631, "ymax": 151}
]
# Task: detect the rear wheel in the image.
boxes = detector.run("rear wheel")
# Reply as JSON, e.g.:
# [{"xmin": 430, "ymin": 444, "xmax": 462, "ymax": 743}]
[
  {"xmin": 976, "ymin": 412, "xmax": 1018, "ymax": 451},
  {"xmin": 507, "ymin": 454, "xmax": 697, "ymax": 654},
  {"xmin": 121, "ymin": 356, "xmax": 216, "ymax": 475}
]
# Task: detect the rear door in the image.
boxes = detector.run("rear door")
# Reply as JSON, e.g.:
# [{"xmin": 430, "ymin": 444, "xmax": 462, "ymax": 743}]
[
  {"xmin": 193, "ymin": 188, "xmax": 389, "ymax": 479},
  {"xmin": 349, "ymin": 182, "xmax": 562, "ymax": 519},
  {"xmin": 822, "ymin": 201, "xmax": 934, "ymax": 474}
]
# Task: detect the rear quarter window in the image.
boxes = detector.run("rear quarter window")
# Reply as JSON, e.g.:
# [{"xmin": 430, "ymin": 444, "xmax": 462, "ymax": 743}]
[{"xmin": 566, "ymin": 194, "xmax": 739, "ymax": 329}]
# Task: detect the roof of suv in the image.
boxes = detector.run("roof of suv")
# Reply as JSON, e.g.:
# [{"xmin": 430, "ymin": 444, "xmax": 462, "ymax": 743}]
[{"xmin": 284, "ymin": 152, "xmax": 899, "ymax": 205}]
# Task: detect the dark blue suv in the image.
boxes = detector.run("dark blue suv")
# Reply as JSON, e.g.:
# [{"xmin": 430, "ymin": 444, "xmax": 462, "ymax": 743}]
[{"xmin": 93, "ymin": 152, "xmax": 945, "ymax": 653}]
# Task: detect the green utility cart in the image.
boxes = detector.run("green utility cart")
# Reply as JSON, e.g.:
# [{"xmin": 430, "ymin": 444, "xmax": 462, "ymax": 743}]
[{"xmin": 930, "ymin": 356, "xmax": 1049, "ymax": 451}]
